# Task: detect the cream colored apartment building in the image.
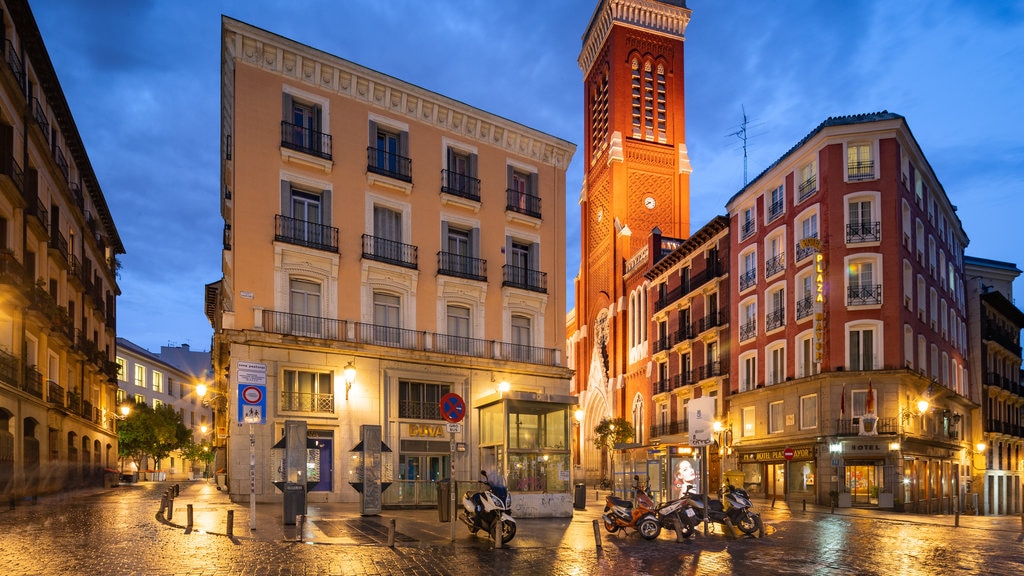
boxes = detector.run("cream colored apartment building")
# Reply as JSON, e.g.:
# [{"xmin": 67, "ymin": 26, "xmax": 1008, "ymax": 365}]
[
  {"xmin": 0, "ymin": 0, "xmax": 124, "ymax": 499},
  {"xmin": 207, "ymin": 17, "xmax": 577, "ymax": 514}
]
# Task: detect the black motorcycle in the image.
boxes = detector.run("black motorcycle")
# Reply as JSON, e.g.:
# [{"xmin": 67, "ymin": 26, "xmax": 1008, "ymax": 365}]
[{"xmin": 681, "ymin": 483, "xmax": 761, "ymax": 536}]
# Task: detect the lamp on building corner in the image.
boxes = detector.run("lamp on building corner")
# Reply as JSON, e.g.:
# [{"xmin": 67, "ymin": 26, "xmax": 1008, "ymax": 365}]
[{"xmin": 344, "ymin": 360, "xmax": 357, "ymax": 400}]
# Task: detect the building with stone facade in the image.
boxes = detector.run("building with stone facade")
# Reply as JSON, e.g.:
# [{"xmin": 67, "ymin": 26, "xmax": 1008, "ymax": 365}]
[
  {"xmin": 964, "ymin": 256, "xmax": 1023, "ymax": 515},
  {"xmin": 114, "ymin": 339, "xmax": 212, "ymax": 481},
  {"xmin": 206, "ymin": 17, "xmax": 576, "ymax": 515},
  {"xmin": 0, "ymin": 0, "xmax": 124, "ymax": 499},
  {"xmin": 567, "ymin": 0, "xmax": 694, "ymax": 490},
  {"xmin": 724, "ymin": 111, "xmax": 973, "ymax": 511}
]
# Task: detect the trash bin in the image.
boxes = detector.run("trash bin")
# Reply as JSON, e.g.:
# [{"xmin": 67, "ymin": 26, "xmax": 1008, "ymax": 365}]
[
  {"xmin": 436, "ymin": 480, "xmax": 451, "ymax": 522},
  {"xmin": 283, "ymin": 482, "xmax": 306, "ymax": 525},
  {"xmin": 574, "ymin": 482, "xmax": 587, "ymax": 510}
]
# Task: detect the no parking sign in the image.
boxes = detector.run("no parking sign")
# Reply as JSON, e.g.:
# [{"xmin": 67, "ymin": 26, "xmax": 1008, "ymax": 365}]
[{"xmin": 237, "ymin": 361, "xmax": 267, "ymax": 424}]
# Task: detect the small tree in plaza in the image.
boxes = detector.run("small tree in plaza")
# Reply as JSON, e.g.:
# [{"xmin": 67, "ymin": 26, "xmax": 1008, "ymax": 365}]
[
  {"xmin": 117, "ymin": 402, "xmax": 192, "ymax": 478},
  {"xmin": 593, "ymin": 417, "xmax": 634, "ymax": 488}
]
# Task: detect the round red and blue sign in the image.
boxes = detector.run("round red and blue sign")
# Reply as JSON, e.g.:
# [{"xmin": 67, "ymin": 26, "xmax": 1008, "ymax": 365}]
[{"xmin": 439, "ymin": 392, "xmax": 466, "ymax": 423}]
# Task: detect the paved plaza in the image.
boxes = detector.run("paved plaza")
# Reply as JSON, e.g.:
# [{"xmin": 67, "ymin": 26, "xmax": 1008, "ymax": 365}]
[{"xmin": 1, "ymin": 481, "xmax": 1022, "ymax": 575}]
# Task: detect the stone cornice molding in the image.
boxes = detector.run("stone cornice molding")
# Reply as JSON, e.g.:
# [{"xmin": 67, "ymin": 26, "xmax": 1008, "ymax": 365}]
[
  {"xmin": 579, "ymin": 0, "xmax": 691, "ymax": 77},
  {"xmin": 223, "ymin": 17, "xmax": 575, "ymax": 170}
]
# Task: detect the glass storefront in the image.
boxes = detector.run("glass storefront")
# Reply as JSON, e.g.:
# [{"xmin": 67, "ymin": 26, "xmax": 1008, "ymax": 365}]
[{"xmin": 478, "ymin": 398, "xmax": 572, "ymax": 493}]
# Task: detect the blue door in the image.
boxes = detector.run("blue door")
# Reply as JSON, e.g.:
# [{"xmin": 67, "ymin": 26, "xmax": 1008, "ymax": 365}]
[{"xmin": 309, "ymin": 437, "xmax": 333, "ymax": 492}]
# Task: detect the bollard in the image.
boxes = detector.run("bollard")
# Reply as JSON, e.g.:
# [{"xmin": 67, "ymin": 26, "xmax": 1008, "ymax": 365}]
[
  {"xmin": 227, "ymin": 510, "xmax": 234, "ymax": 538},
  {"xmin": 802, "ymin": 499, "xmax": 806, "ymax": 512},
  {"xmin": 592, "ymin": 519, "xmax": 602, "ymax": 548},
  {"xmin": 1020, "ymin": 511, "xmax": 1023, "ymax": 532},
  {"xmin": 159, "ymin": 494, "xmax": 167, "ymax": 515},
  {"xmin": 387, "ymin": 518, "xmax": 396, "ymax": 548},
  {"xmin": 955, "ymin": 508, "xmax": 960, "ymax": 527},
  {"xmin": 187, "ymin": 504, "xmax": 194, "ymax": 530},
  {"xmin": 297, "ymin": 515, "xmax": 304, "ymax": 542},
  {"xmin": 771, "ymin": 497, "xmax": 776, "ymax": 509},
  {"xmin": 174, "ymin": 484, "xmax": 180, "ymax": 497},
  {"xmin": 493, "ymin": 522, "xmax": 503, "ymax": 549},
  {"xmin": 167, "ymin": 498, "xmax": 174, "ymax": 521}
]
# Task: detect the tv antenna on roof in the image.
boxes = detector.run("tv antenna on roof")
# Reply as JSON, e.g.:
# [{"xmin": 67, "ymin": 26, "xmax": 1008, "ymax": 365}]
[{"xmin": 726, "ymin": 105, "xmax": 766, "ymax": 187}]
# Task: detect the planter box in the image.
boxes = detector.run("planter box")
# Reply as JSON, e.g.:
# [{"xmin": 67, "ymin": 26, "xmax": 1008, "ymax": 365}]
[
  {"xmin": 838, "ymin": 493, "xmax": 852, "ymax": 508},
  {"xmin": 878, "ymin": 492, "xmax": 894, "ymax": 508}
]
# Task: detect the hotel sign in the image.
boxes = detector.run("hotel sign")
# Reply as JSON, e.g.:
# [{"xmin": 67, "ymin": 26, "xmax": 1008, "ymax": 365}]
[{"xmin": 740, "ymin": 446, "xmax": 814, "ymax": 462}]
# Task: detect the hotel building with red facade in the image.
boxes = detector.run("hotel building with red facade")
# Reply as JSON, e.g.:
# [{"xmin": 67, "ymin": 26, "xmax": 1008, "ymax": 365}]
[{"xmin": 723, "ymin": 111, "xmax": 974, "ymax": 511}]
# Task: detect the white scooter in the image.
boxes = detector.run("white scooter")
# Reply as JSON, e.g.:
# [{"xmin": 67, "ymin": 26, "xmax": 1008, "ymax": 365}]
[{"xmin": 459, "ymin": 474, "xmax": 517, "ymax": 544}]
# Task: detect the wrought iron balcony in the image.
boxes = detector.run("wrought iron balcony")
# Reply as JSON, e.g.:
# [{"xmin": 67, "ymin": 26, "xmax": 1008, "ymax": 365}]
[
  {"xmin": 362, "ymin": 234, "xmax": 418, "ymax": 269},
  {"xmin": 506, "ymin": 189, "xmax": 542, "ymax": 219},
  {"xmin": 798, "ymin": 176, "xmax": 817, "ymax": 201},
  {"xmin": 437, "ymin": 251, "xmax": 487, "ymax": 281},
  {"xmin": 699, "ymin": 310, "xmax": 726, "ymax": 333},
  {"xmin": 739, "ymin": 268, "xmax": 757, "ymax": 291},
  {"xmin": 846, "ymin": 221, "xmax": 881, "ymax": 243},
  {"xmin": 280, "ymin": 391, "xmax": 335, "ymax": 413},
  {"xmin": 847, "ymin": 283, "xmax": 882, "ymax": 306},
  {"xmin": 275, "ymin": 215, "xmax": 339, "ymax": 253},
  {"xmin": 796, "ymin": 233, "xmax": 818, "ymax": 262},
  {"xmin": 767, "ymin": 200, "xmax": 784, "ymax": 222},
  {"xmin": 675, "ymin": 323, "xmax": 694, "ymax": 343},
  {"xmin": 765, "ymin": 306, "xmax": 785, "ymax": 331},
  {"xmin": 699, "ymin": 361, "xmax": 723, "ymax": 380},
  {"xmin": 441, "ymin": 169, "xmax": 481, "ymax": 202},
  {"xmin": 5, "ymin": 39, "xmax": 25, "ymax": 89},
  {"xmin": 739, "ymin": 319, "xmax": 757, "ymax": 342},
  {"xmin": 847, "ymin": 160, "xmax": 874, "ymax": 181},
  {"xmin": 367, "ymin": 146, "xmax": 412, "ymax": 182},
  {"xmin": 502, "ymin": 264, "xmax": 547, "ymax": 293},
  {"xmin": 796, "ymin": 294, "xmax": 814, "ymax": 320},
  {"xmin": 765, "ymin": 253, "xmax": 785, "ymax": 278},
  {"xmin": 281, "ymin": 121, "xmax": 332, "ymax": 160},
  {"xmin": 260, "ymin": 310, "xmax": 562, "ymax": 366},
  {"xmin": 31, "ymin": 97, "xmax": 49, "ymax": 137},
  {"xmin": 740, "ymin": 219, "xmax": 755, "ymax": 240},
  {"xmin": 651, "ymin": 420, "xmax": 688, "ymax": 438}
]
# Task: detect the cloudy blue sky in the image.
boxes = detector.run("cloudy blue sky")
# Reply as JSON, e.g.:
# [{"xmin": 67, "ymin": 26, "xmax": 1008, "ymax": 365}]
[{"xmin": 31, "ymin": 0, "xmax": 1024, "ymax": 353}]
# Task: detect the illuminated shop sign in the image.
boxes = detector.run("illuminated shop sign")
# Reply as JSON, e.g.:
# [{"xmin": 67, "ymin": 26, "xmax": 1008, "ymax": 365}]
[
  {"xmin": 739, "ymin": 446, "xmax": 814, "ymax": 462},
  {"xmin": 404, "ymin": 423, "xmax": 446, "ymax": 438}
]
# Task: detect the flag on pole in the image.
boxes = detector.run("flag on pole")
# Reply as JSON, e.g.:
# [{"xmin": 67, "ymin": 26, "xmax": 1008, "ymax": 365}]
[
  {"xmin": 840, "ymin": 383, "xmax": 846, "ymax": 418},
  {"xmin": 866, "ymin": 380, "xmax": 875, "ymax": 414}
]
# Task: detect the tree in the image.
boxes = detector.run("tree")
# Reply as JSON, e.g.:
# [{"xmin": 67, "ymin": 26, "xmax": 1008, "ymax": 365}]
[
  {"xmin": 117, "ymin": 402, "xmax": 192, "ymax": 475},
  {"xmin": 593, "ymin": 417, "xmax": 635, "ymax": 450}
]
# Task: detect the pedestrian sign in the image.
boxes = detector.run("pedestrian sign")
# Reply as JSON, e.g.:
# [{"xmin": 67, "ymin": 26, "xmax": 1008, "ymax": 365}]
[{"xmin": 236, "ymin": 361, "xmax": 268, "ymax": 425}]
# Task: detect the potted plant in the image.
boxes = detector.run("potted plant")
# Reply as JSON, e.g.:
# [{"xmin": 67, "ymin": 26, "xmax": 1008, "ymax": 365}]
[{"xmin": 828, "ymin": 489, "xmax": 839, "ymax": 507}]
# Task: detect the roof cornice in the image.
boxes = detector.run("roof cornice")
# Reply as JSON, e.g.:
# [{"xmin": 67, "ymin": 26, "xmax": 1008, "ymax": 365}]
[
  {"xmin": 579, "ymin": 0, "xmax": 691, "ymax": 77},
  {"xmin": 222, "ymin": 17, "xmax": 575, "ymax": 170}
]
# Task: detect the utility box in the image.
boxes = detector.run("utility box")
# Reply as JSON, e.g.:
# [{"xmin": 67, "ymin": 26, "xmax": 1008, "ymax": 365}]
[
  {"xmin": 283, "ymin": 482, "xmax": 305, "ymax": 525},
  {"xmin": 437, "ymin": 480, "xmax": 451, "ymax": 522},
  {"xmin": 573, "ymin": 483, "xmax": 587, "ymax": 510}
]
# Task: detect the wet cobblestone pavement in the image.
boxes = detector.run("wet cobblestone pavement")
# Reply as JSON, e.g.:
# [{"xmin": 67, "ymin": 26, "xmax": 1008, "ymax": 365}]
[{"xmin": 1, "ymin": 481, "xmax": 1022, "ymax": 575}]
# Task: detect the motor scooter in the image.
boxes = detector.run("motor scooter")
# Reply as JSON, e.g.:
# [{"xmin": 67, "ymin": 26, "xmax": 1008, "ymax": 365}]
[
  {"xmin": 682, "ymin": 482, "xmax": 761, "ymax": 536},
  {"xmin": 459, "ymin": 478, "xmax": 517, "ymax": 544},
  {"xmin": 601, "ymin": 487, "xmax": 662, "ymax": 540}
]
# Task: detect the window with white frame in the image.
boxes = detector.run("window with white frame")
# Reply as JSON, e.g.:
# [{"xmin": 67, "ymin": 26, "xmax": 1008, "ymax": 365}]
[
  {"xmin": 373, "ymin": 292, "xmax": 401, "ymax": 345},
  {"xmin": 765, "ymin": 233, "xmax": 785, "ymax": 278},
  {"xmin": 444, "ymin": 305, "xmax": 471, "ymax": 354},
  {"xmin": 766, "ymin": 286, "xmax": 785, "ymax": 332},
  {"xmin": 796, "ymin": 210, "xmax": 818, "ymax": 262},
  {"xmin": 847, "ymin": 257, "xmax": 880, "ymax": 306},
  {"xmin": 740, "ymin": 352, "xmax": 757, "ymax": 391},
  {"xmin": 767, "ymin": 185, "xmax": 784, "ymax": 222},
  {"xmin": 904, "ymin": 325, "xmax": 914, "ymax": 369},
  {"xmin": 848, "ymin": 322, "xmax": 879, "ymax": 371},
  {"xmin": 742, "ymin": 406, "xmax": 756, "ymax": 437},
  {"xmin": 152, "ymin": 371, "xmax": 163, "ymax": 394},
  {"xmin": 740, "ymin": 298, "xmax": 757, "ymax": 342},
  {"xmin": 852, "ymin": 388, "xmax": 877, "ymax": 418},
  {"xmin": 796, "ymin": 270, "xmax": 814, "ymax": 320},
  {"xmin": 282, "ymin": 369, "xmax": 334, "ymax": 413},
  {"xmin": 116, "ymin": 357, "xmax": 127, "ymax": 382},
  {"xmin": 798, "ymin": 161, "xmax": 817, "ymax": 200},
  {"xmin": 134, "ymin": 365, "xmax": 145, "ymax": 388},
  {"xmin": 632, "ymin": 394, "xmax": 645, "ymax": 445},
  {"xmin": 902, "ymin": 200, "xmax": 912, "ymax": 248},
  {"xmin": 929, "ymin": 288, "xmax": 938, "ymax": 330},
  {"xmin": 930, "ymin": 343, "xmax": 939, "ymax": 379},
  {"xmin": 769, "ymin": 401, "xmax": 785, "ymax": 433},
  {"xmin": 798, "ymin": 332, "xmax": 816, "ymax": 378},
  {"xmin": 741, "ymin": 206, "xmax": 756, "ymax": 240},
  {"xmin": 847, "ymin": 142, "xmax": 873, "ymax": 180},
  {"xmin": 767, "ymin": 342, "xmax": 785, "ymax": 385},
  {"xmin": 846, "ymin": 196, "xmax": 878, "ymax": 243},
  {"xmin": 799, "ymin": 394, "xmax": 817, "ymax": 430},
  {"xmin": 740, "ymin": 248, "xmax": 757, "ymax": 291},
  {"xmin": 918, "ymin": 334, "xmax": 927, "ymax": 373},
  {"xmin": 903, "ymin": 261, "xmax": 913, "ymax": 310},
  {"xmin": 509, "ymin": 314, "xmax": 533, "ymax": 362}
]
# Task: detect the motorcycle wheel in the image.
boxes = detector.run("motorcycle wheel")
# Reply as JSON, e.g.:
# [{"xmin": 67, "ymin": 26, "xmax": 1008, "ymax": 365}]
[
  {"xmin": 670, "ymin": 513, "xmax": 695, "ymax": 538},
  {"xmin": 500, "ymin": 520, "xmax": 517, "ymax": 544},
  {"xmin": 734, "ymin": 511, "xmax": 760, "ymax": 535},
  {"xmin": 638, "ymin": 515, "xmax": 662, "ymax": 540},
  {"xmin": 602, "ymin": 507, "xmax": 620, "ymax": 533}
]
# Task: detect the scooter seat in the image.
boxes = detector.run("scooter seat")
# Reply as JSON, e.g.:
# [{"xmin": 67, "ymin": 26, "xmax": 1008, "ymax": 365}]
[{"xmin": 607, "ymin": 495, "xmax": 633, "ymax": 508}]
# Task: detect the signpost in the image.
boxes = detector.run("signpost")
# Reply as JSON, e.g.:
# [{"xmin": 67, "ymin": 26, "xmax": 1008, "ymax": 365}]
[
  {"xmin": 237, "ymin": 361, "xmax": 267, "ymax": 530},
  {"xmin": 439, "ymin": 392, "xmax": 465, "ymax": 542},
  {"xmin": 783, "ymin": 447, "xmax": 795, "ymax": 461}
]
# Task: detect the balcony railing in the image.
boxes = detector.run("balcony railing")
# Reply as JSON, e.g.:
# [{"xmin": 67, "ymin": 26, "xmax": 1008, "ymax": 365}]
[
  {"xmin": 675, "ymin": 323, "xmax": 694, "ymax": 343},
  {"xmin": 441, "ymin": 169, "xmax": 481, "ymax": 202},
  {"xmin": 47, "ymin": 379, "xmax": 65, "ymax": 408},
  {"xmin": 275, "ymin": 215, "xmax": 339, "ymax": 253},
  {"xmin": 280, "ymin": 121, "xmax": 332, "ymax": 160},
  {"xmin": 280, "ymin": 391, "xmax": 335, "ymax": 413},
  {"xmin": 49, "ymin": 229, "xmax": 69, "ymax": 262},
  {"xmin": 367, "ymin": 146, "xmax": 412, "ymax": 182},
  {"xmin": 847, "ymin": 160, "xmax": 875, "ymax": 181},
  {"xmin": 362, "ymin": 234, "xmax": 418, "ymax": 269},
  {"xmin": 739, "ymin": 268, "xmax": 756, "ymax": 291},
  {"xmin": 651, "ymin": 420, "xmax": 688, "ymax": 438},
  {"xmin": 765, "ymin": 253, "xmax": 785, "ymax": 278},
  {"xmin": 506, "ymin": 189, "xmax": 542, "ymax": 219},
  {"xmin": 796, "ymin": 295, "xmax": 814, "ymax": 320},
  {"xmin": 23, "ymin": 365, "xmax": 43, "ymax": 399},
  {"xmin": 5, "ymin": 40, "xmax": 25, "ymax": 90},
  {"xmin": 699, "ymin": 310, "xmax": 726, "ymax": 333},
  {"xmin": 740, "ymin": 319, "xmax": 757, "ymax": 341},
  {"xmin": 798, "ymin": 176, "xmax": 817, "ymax": 201},
  {"xmin": 699, "ymin": 361, "xmax": 723, "ymax": 380},
  {"xmin": 832, "ymin": 417, "xmax": 898, "ymax": 436},
  {"xmin": 260, "ymin": 309, "xmax": 561, "ymax": 366},
  {"xmin": 437, "ymin": 252, "xmax": 487, "ymax": 281},
  {"xmin": 53, "ymin": 146, "xmax": 69, "ymax": 184},
  {"xmin": 31, "ymin": 97, "xmax": 49, "ymax": 139},
  {"xmin": 847, "ymin": 283, "xmax": 882, "ymax": 306},
  {"xmin": 846, "ymin": 221, "xmax": 881, "ymax": 243},
  {"xmin": 796, "ymin": 235, "xmax": 818, "ymax": 262},
  {"xmin": 399, "ymin": 400, "xmax": 443, "ymax": 420},
  {"xmin": 0, "ymin": 251, "xmax": 27, "ymax": 290},
  {"xmin": 767, "ymin": 200, "xmax": 784, "ymax": 222},
  {"xmin": 740, "ymin": 219, "xmax": 755, "ymax": 240},
  {"xmin": 982, "ymin": 326, "xmax": 1023, "ymax": 356},
  {"xmin": 502, "ymin": 265, "xmax": 547, "ymax": 293},
  {"xmin": 766, "ymin": 306, "xmax": 785, "ymax": 331}
]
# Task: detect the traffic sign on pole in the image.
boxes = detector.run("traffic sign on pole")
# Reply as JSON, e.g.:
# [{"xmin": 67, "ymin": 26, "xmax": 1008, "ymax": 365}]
[{"xmin": 440, "ymin": 392, "xmax": 466, "ymax": 423}]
